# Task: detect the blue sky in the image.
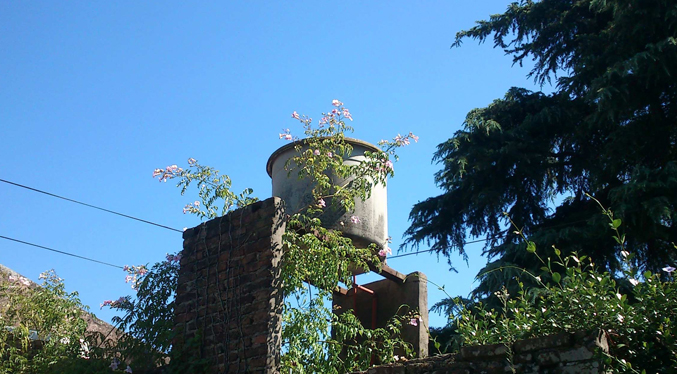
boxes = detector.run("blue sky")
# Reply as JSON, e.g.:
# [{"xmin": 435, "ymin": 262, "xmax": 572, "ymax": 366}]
[{"xmin": 1, "ymin": 2, "xmax": 545, "ymax": 329}]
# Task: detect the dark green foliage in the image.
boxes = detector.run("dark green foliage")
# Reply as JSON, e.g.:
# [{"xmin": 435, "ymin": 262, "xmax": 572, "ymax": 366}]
[
  {"xmin": 405, "ymin": 0, "xmax": 677, "ymax": 298},
  {"xmin": 109, "ymin": 260, "xmax": 181, "ymax": 373},
  {"xmin": 456, "ymin": 250, "xmax": 677, "ymax": 373}
]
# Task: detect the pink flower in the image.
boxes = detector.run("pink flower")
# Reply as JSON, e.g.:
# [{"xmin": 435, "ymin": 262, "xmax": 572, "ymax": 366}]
[
  {"xmin": 291, "ymin": 111, "xmax": 300, "ymax": 119},
  {"xmin": 100, "ymin": 300, "xmax": 113, "ymax": 309},
  {"xmin": 408, "ymin": 132, "xmax": 419, "ymax": 142},
  {"xmin": 123, "ymin": 265, "xmax": 130, "ymax": 272},
  {"xmin": 629, "ymin": 278, "xmax": 639, "ymax": 286},
  {"xmin": 187, "ymin": 158, "xmax": 197, "ymax": 165},
  {"xmin": 125, "ymin": 365, "xmax": 133, "ymax": 373},
  {"xmin": 332, "ymin": 99, "xmax": 343, "ymax": 107},
  {"xmin": 384, "ymin": 160, "xmax": 394, "ymax": 171},
  {"xmin": 279, "ymin": 128, "xmax": 293, "ymax": 141},
  {"xmin": 379, "ymin": 247, "xmax": 392, "ymax": 257},
  {"xmin": 318, "ymin": 199, "xmax": 326, "ymax": 208},
  {"xmin": 13, "ymin": 276, "xmax": 31, "ymax": 287},
  {"xmin": 342, "ymin": 108, "xmax": 353, "ymax": 121},
  {"xmin": 125, "ymin": 275, "xmax": 133, "ymax": 283},
  {"xmin": 153, "ymin": 164, "xmax": 182, "ymax": 182},
  {"xmin": 409, "ymin": 318, "xmax": 418, "ymax": 327},
  {"xmin": 327, "ymin": 152, "xmax": 333, "ymax": 158},
  {"xmin": 394, "ymin": 134, "xmax": 410, "ymax": 146},
  {"xmin": 350, "ymin": 215, "xmax": 360, "ymax": 224},
  {"xmin": 314, "ymin": 149, "xmax": 320, "ymax": 156}
]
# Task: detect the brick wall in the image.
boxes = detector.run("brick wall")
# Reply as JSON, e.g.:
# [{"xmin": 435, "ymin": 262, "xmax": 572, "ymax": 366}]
[
  {"xmin": 352, "ymin": 330, "xmax": 609, "ymax": 374},
  {"xmin": 172, "ymin": 197, "xmax": 608, "ymax": 374},
  {"xmin": 173, "ymin": 197, "xmax": 285, "ymax": 374}
]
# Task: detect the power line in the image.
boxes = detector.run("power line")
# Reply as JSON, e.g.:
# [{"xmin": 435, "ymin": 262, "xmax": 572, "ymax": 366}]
[
  {"xmin": 388, "ymin": 236, "xmax": 503, "ymax": 260},
  {"xmin": 0, "ymin": 178, "xmax": 183, "ymax": 233},
  {"xmin": 0, "ymin": 235, "xmax": 124, "ymax": 269},
  {"xmin": 0, "ymin": 178, "xmax": 607, "ymax": 262},
  {"xmin": 388, "ymin": 215, "xmax": 596, "ymax": 260}
]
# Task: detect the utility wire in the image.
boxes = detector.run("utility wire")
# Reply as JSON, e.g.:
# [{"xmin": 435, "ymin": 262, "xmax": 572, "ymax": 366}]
[
  {"xmin": 0, "ymin": 178, "xmax": 608, "ymax": 262},
  {"xmin": 388, "ymin": 236, "xmax": 504, "ymax": 260},
  {"xmin": 388, "ymin": 215, "xmax": 596, "ymax": 260},
  {"xmin": 0, "ymin": 235, "xmax": 124, "ymax": 269},
  {"xmin": 0, "ymin": 178, "xmax": 183, "ymax": 233}
]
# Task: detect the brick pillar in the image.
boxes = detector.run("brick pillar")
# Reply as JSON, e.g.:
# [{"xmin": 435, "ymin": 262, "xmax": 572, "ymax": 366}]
[
  {"xmin": 332, "ymin": 271, "xmax": 429, "ymax": 359},
  {"xmin": 174, "ymin": 197, "xmax": 285, "ymax": 374}
]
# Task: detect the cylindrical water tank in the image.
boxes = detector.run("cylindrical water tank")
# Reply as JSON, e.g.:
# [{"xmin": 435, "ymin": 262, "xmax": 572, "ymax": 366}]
[{"xmin": 266, "ymin": 138, "xmax": 388, "ymax": 251}]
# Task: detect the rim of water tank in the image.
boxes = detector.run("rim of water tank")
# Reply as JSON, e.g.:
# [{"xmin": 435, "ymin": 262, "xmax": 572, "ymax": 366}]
[{"xmin": 266, "ymin": 137, "xmax": 380, "ymax": 178}]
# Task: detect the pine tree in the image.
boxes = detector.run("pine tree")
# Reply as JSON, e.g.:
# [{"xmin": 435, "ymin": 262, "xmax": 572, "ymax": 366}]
[{"xmin": 404, "ymin": 0, "xmax": 677, "ymax": 298}]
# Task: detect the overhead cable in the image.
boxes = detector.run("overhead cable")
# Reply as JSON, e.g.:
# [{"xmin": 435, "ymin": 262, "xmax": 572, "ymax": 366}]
[
  {"xmin": 0, "ymin": 178, "xmax": 183, "ymax": 233},
  {"xmin": 0, "ymin": 235, "xmax": 124, "ymax": 269}
]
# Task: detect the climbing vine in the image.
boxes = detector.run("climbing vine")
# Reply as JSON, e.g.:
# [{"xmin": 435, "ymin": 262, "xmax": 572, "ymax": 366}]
[{"xmin": 107, "ymin": 100, "xmax": 419, "ymax": 373}]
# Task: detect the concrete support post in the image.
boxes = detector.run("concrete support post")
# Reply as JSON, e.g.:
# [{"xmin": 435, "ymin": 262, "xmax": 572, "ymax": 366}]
[{"xmin": 332, "ymin": 271, "xmax": 429, "ymax": 359}]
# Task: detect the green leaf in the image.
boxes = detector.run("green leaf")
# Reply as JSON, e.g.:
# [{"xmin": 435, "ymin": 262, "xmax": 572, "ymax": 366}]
[
  {"xmin": 552, "ymin": 272, "xmax": 561, "ymax": 283},
  {"xmin": 526, "ymin": 241, "xmax": 536, "ymax": 253},
  {"xmin": 612, "ymin": 219, "xmax": 622, "ymax": 229}
]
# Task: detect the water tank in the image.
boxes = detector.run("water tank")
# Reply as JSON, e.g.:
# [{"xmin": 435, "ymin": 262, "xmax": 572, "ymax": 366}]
[{"xmin": 267, "ymin": 137, "xmax": 388, "ymax": 252}]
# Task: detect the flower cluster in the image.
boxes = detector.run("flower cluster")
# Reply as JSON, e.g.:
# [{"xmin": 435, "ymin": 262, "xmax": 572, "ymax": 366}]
[
  {"xmin": 279, "ymin": 128, "xmax": 293, "ymax": 141},
  {"xmin": 122, "ymin": 265, "xmax": 148, "ymax": 290},
  {"xmin": 378, "ymin": 247, "xmax": 393, "ymax": 257},
  {"xmin": 183, "ymin": 200, "xmax": 201, "ymax": 214},
  {"xmin": 7, "ymin": 274, "xmax": 31, "ymax": 287},
  {"xmin": 327, "ymin": 100, "xmax": 352, "ymax": 122},
  {"xmin": 100, "ymin": 296, "xmax": 126, "ymax": 309},
  {"xmin": 374, "ymin": 159, "xmax": 394, "ymax": 173},
  {"xmin": 165, "ymin": 252, "xmax": 182, "ymax": 263},
  {"xmin": 379, "ymin": 132, "xmax": 419, "ymax": 148},
  {"xmin": 290, "ymin": 99, "xmax": 351, "ymax": 134},
  {"xmin": 152, "ymin": 164, "xmax": 183, "ymax": 182}
]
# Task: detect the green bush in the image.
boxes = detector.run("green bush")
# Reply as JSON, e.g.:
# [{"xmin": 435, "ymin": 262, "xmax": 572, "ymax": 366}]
[{"xmin": 455, "ymin": 199, "xmax": 677, "ymax": 373}]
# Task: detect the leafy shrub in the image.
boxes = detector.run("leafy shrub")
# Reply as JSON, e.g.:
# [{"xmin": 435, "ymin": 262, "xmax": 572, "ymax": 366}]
[{"xmin": 455, "ymin": 199, "xmax": 677, "ymax": 373}]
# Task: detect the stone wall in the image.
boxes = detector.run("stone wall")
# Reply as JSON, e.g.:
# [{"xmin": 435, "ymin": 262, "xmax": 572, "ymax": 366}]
[
  {"xmin": 353, "ymin": 330, "xmax": 608, "ymax": 374},
  {"xmin": 173, "ymin": 197, "xmax": 285, "ymax": 374}
]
